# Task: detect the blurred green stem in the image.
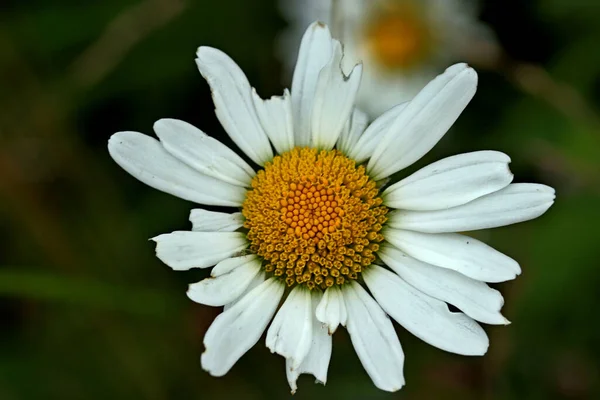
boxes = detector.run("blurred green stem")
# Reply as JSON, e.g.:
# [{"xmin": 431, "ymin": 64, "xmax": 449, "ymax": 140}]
[
  {"xmin": 69, "ymin": 0, "xmax": 186, "ymax": 89},
  {"xmin": 500, "ymin": 58, "xmax": 600, "ymax": 133},
  {"xmin": 0, "ymin": 268, "xmax": 178, "ymax": 318}
]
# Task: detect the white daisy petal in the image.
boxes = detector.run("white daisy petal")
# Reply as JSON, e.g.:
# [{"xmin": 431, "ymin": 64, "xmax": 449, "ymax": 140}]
[
  {"xmin": 367, "ymin": 64, "xmax": 478, "ymax": 180},
  {"xmin": 286, "ymin": 290, "xmax": 332, "ymax": 394},
  {"xmin": 383, "ymin": 151, "xmax": 513, "ymax": 211},
  {"xmin": 153, "ymin": 118, "xmax": 255, "ymax": 187},
  {"xmin": 315, "ymin": 285, "xmax": 347, "ymax": 334},
  {"xmin": 224, "ymin": 271, "xmax": 266, "ymax": 311},
  {"xmin": 266, "ymin": 286, "xmax": 313, "ymax": 369},
  {"xmin": 336, "ymin": 108, "xmax": 369, "ymax": 156},
  {"xmin": 186, "ymin": 255, "xmax": 261, "ymax": 306},
  {"xmin": 201, "ymin": 277, "xmax": 284, "ymax": 376},
  {"xmin": 209, "ymin": 254, "xmax": 257, "ymax": 276},
  {"xmin": 363, "ymin": 265, "xmax": 489, "ymax": 356},
  {"xmin": 108, "ymin": 131, "xmax": 246, "ymax": 206},
  {"xmin": 347, "ymin": 101, "xmax": 409, "ymax": 164},
  {"xmin": 379, "ymin": 244, "xmax": 508, "ymax": 325},
  {"xmin": 291, "ymin": 21, "xmax": 334, "ymax": 147},
  {"xmin": 383, "ymin": 228, "xmax": 520, "ymax": 282},
  {"xmin": 388, "ymin": 183, "xmax": 556, "ymax": 233},
  {"xmin": 189, "ymin": 209, "xmax": 244, "ymax": 232},
  {"xmin": 312, "ymin": 40, "xmax": 363, "ymax": 150},
  {"xmin": 251, "ymin": 88, "xmax": 295, "ymax": 154},
  {"xmin": 343, "ymin": 281, "xmax": 405, "ymax": 392},
  {"xmin": 195, "ymin": 46, "xmax": 273, "ymax": 165},
  {"xmin": 152, "ymin": 231, "xmax": 247, "ymax": 271}
]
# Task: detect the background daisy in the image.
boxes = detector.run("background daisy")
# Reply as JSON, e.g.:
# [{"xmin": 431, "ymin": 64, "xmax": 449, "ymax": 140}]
[{"xmin": 279, "ymin": 0, "xmax": 499, "ymax": 117}]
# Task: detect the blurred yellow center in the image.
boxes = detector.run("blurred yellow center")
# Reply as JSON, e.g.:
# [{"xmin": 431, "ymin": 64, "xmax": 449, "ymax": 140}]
[
  {"xmin": 242, "ymin": 148, "xmax": 387, "ymax": 289},
  {"xmin": 366, "ymin": 5, "xmax": 431, "ymax": 69}
]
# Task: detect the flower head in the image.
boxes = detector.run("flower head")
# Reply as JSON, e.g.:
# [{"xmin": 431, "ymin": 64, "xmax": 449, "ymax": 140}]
[
  {"xmin": 108, "ymin": 22, "xmax": 554, "ymax": 393},
  {"xmin": 279, "ymin": 0, "xmax": 499, "ymax": 117}
]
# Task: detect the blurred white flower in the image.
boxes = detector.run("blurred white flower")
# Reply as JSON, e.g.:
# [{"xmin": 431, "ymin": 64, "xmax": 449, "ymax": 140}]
[
  {"xmin": 279, "ymin": 0, "xmax": 499, "ymax": 117},
  {"xmin": 108, "ymin": 22, "xmax": 553, "ymax": 393}
]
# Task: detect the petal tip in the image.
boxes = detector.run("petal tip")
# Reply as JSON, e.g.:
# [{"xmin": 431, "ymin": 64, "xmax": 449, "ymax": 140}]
[
  {"xmin": 200, "ymin": 355, "xmax": 222, "ymax": 378},
  {"xmin": 107, "ymin": 130, "xmax": 136, "ymax": 150},
  {"xmin": 152, "ymin": 118, "xmax": 178, "ymax": 132},
  {"xmin": 185, "ymin": 286, "xmax": 196, "ymax": 302},
  {"xmin": 447, "ymin": 62, "xmax": 468, "ymax": 71},
  {"xmin": 514, "ymin": 263, "xmax": 523, "ymax": 276},
  {"xmin": 196, "ymin": 45, "xmax": 216, "ymax": 58},
  {"xmin": 107, "ymin": 132, "xmax": 122, "ymax": 148},
  {"xmin": 380, "ymin": 380, "xmax": 406, "ymax": 393},
  {"xmin": 313, "ymin": 20, "xmax": 329, "ymax": 30}
]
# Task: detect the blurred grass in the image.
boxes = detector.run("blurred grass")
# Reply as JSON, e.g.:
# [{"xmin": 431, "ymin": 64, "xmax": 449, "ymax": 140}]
[
  {"xmin": 0, "ymin": 268, "xmax": 178, "ymax": 317},
  {"xmin": 1, "ymin": 0, "xmax": 600, "ymax": 398}
]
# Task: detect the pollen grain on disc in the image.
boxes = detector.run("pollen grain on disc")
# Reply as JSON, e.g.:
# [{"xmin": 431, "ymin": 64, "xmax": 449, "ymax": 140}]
[{"xmin": 242, "ymin": 147, "xmax": 387, "ymax": 289}]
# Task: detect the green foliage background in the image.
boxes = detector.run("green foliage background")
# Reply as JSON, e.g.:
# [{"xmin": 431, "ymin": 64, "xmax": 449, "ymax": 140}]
[{"xmin": 1, "ymin": 0, "xmax": 599, "ymax": 398}]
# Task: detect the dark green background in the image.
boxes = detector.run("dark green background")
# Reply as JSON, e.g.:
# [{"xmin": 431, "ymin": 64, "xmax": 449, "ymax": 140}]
[{"xmin": 1, "ymin": 0, "xmax": 599, "ymax": 398}]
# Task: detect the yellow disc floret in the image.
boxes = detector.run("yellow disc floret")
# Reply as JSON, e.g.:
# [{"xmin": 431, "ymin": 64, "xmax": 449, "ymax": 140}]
[{"xmin": 242, "ymin": 148, "xmax": 387, "ymax": 289}]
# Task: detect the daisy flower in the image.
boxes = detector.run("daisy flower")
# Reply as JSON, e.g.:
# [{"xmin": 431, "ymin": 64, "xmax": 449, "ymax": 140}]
[
  {"xmin": 279, "ymin": 0, "xmax": 499, "ymax": 117},
  {"xmin": 108, "ymin": 22, "xmax": 554, "ymax": 393}
]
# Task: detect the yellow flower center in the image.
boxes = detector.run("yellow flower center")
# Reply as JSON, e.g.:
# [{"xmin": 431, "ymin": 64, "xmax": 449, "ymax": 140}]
[
  {"xmin": 242, "ymin": 148, "xmax": 387, "ymax": 289},
  {"xmin": 366, "ymin": 2, "xmax": 432, "ymax": 70}
]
